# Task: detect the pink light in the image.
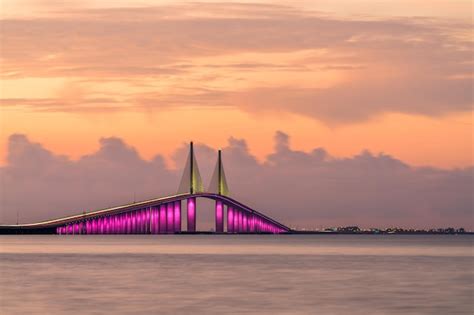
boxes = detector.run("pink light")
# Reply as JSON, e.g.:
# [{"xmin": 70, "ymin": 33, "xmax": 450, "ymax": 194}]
[
  {"xmin": 187, "ymin": 198, "xmax": 196, "ymax": 232},
  {"xmin": 105, "ymin": 217, "xmax": 109, "ymax": 234},
  {"xmin": 167, "ymin": 203, "xmax": 174, "ymax": 233},
  {"xmin": 160, "ymin": 204, "xmax": 167, "ymax": 233},
  {"xmin": 146, "ymin": 208, "xmax": 150, "ymax": 234},
  {"xmin": 215, "ymin": 200, "xmax": 223, "ymax": 233},
  {"xmin": 234, "ymin": 209, "xmax": 239, "ymax": 232},
  {"xmin": 227, "ymin": 207, "xmax": 234, "ymax": 233},
  {"xmin": 242, "ymin": 213, "xmax": 248, "ymax": 233},
  {"xmin": 174, "ymin": 201, "xmax": 181, "ymax": 232},
  {"xmin": 156, "ymin": 207, "xmax": 160, "ymax": 234},
  {"xmin": 249, "ymin": 214, "xmax": 254, "ymax": 233},
  {"xmin": 151, "ymin": 208, "xmax": 157, "ymax": 234},
  {"xmin": 238, "ymin": 211, "xmax": 243, "ymax": 233}
]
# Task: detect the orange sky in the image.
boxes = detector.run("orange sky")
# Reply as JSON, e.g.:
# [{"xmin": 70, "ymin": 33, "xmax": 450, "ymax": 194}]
[{"xmin": 0, "ymin": 0, "xmax": 472, "ymax": 169}]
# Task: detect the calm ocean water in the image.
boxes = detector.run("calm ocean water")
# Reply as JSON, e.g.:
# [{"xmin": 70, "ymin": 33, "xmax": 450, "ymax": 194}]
[{"xmin": 0, "ymin": 235, "xmax": 472, "ymax": 315}]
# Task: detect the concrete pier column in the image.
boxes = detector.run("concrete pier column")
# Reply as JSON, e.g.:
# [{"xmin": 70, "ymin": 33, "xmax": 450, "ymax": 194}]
[
  {"xmin": 127, "ymin": 214, "xmax": 131, "ymax": 234},
  {"xmin": 153, "ymin": 207, "xmax": 160, "ymax": 234},
  {"xmin": 187, "ymin": 197, "xmax": 196, "ymax": 232},
  {"xmin": 145, "ymin": 208, "xmax": 150, "ymax": 234},
  {"xmin": 138, "ymin": 211, "xmax": 142, "ymax": 233},
  {"xmin": 143, "ymin": 208, "xmax": 151, "ymax": 234},
  {"xmin": 135, "ymin": 211, "xmax": 140, "ymax": 234},
  {"xmin": 111, "ymin": 216, "xmax": 116, "ymax": 234},
  {"xmin": 105, "ymin": 217, "xmax": 109, "ymax": 234},
  {"xmin": 132, "ymin": 212, "xmax": 136, "ymax": 233},
  {"xmin": 242, "ymin": 213, "xmax": 248, "ymax": 233},
  {"xmin": 150, "ymin": 208, "xmax": 155, "ymax": 234},
  {"xmin": 135, "ymin": 211, "xmax": 140, "ymax": 233},
  {"xmin": 238, "ymin": 211, "xmax": 243, "ymax": 233},
  {"xmin": 110, "ymin": 217, "xmax": 114, "ymax": 234},
  {"xmin": 174, "ymin": 201, "xmax": 181, "ymax": 232},
  {"xmin": 167, "ymin": 203, "xmax": 174, "ymax": 233},
  {"xmin": 150, "ymin": 208, "xmax": 154, "ymax": 234},
  {"xmin": 227, "ymin": 206, "xmax": 234, "ymax": 233},
  {"xmin": 125, "ymin": 214, "xmax": 129, "ymax": 234},
  {"xmin": 138, "ymin": 211, "xmax": 143, "ymax": 233},
  {"xmin": 159, "ymin": 204, "xmax": 167, "ymax": 234},
  {"xmin": 91, "ymin": 219, "xmax": 95, "ymax": 234},
  {"xmin": 234, "ymin": 209, "xmax": 239, "ymax": 233},
  {"xmin": 215, "ymin": 200, "xmax": 224, "ymax": 233},
  {"xmin": 149, "ymin": 208, "xmax": 154, "ymax": 234},
  {"xmin": 138, "ymin": 211, "xmax": 142, "ymax": 234},
  {"xmin": 138, "ymin": 210, "xmax": 142, "ymax": 234},
  {"xmin": 142, "ymin": 209, "xmax": 146, "ymax": 234},
  {"xmin": 125, "ymin": 213, "xmax": 129, "ymax": 234},
  {"xmin": 152, "ymin": 207, "xmax": 157, "ymax": 234},
  {"xmin": 115, "ymin": 215, "xmax": 119, "ymax": 234}
]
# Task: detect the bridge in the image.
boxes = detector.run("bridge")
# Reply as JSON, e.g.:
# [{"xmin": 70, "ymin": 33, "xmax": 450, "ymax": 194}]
[{"xmin": 0, "ymin": 143, "xmax": 290, "ymax": 234}]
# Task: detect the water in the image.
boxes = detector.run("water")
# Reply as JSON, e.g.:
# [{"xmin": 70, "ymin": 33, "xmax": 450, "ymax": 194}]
[{"xmin": 0, "ymin": 235, "xmax": 472, "ymax": 315}]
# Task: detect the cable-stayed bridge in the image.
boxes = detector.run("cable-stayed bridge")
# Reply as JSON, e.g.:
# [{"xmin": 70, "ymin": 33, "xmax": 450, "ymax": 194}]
[{"xmin": 0, "ymin": 142, "xmax": 290, "ymax": 234}]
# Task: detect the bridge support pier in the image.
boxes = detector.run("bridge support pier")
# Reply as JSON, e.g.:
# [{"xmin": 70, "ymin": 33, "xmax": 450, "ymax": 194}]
[
  {"xmin": 233, "ymin": 209, "xmax": 239, "ymax": 233},
  {"xmin": 249, "ymin": 214, "xmax": 255, "ymax": 233},
  {"xmin": 238, "ymin": 210, "xmax": 243, "ymax": 233},
  {"xmin": 242, "ymin": 212, "xmax": 248, "ymax": 233},
  {"xmin": 159, "ymin": 205, "xmax": 167, "ymax": 233},
  {"xmin": 174, "ymin": 201, "xmax": 181, "ymax": 232},
  {"xmin": 187, "ymin": 197, "xmax": 196, "ymax": 232},
  {"xmin": 167, "ymin": 203, "xmax": 174, "ymax": 233},
  {"xmin": 227, "ymin": 206, "xmax": 234, "ymax": 233},
  {"xmin": 153, "ymin": 207, "xmax": 157, "ymax": 234},
  {"xmin": 215, "ymin": 200, "xmax": 224, "ymax": 233}
]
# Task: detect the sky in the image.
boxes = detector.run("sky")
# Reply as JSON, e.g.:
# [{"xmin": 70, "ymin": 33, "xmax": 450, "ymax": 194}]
[{"xmin": 0, "ymin": 0, "xmax": 472, "ymax": 228}]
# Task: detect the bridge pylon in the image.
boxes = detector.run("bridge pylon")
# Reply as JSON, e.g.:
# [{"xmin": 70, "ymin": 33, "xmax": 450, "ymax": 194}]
[
  {"xmin": 177, "ymin": 142, "xmax": 204, "ymax": 195},
  {"xmin": 208, "ymin": 150, "xmax": 229, "ymax": 232},
  {"xmin": 177, "ymin": 142, "xmax": 204, "ymax": 232},
  {"xmin": 208, "ymin": 149, "xmax": 229, "ymax": 196}
]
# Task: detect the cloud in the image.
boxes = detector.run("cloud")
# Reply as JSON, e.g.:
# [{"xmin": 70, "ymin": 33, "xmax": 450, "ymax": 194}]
[
  {"xmin": 1, "ymin": 132, "xmax": 472, "ymax": 229},
  {"xmin": 233, "ymin": 76, "xmax": 472, "ymax": 123},
  {"xmin": 0, "ymin": 97, "xmax": 122, "ymax": 112},
  {"xmin": 1, "ymin": 3, "xmax": 472, "ymax": 122}
]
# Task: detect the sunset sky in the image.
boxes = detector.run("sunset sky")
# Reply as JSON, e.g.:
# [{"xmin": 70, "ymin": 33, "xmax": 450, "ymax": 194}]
[{"xmin": 0, "ymin": 1, "xmax": 472, "ymax": 228}]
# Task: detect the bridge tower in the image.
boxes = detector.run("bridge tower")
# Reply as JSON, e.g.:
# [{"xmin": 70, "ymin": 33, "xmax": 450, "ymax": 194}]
[
  {"xmin": 209, "ymin": 149, "xmax": 229, "ymax": 232},
  {"xmin": 177, "ymin": 142, "xmax": 203, "ymax": 232}
]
